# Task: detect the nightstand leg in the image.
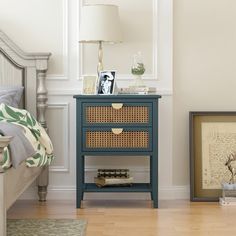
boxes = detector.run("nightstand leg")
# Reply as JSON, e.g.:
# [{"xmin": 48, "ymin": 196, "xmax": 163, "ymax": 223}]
[
  {"xmin": 81, "ymin": 155, "xmax": 85, "ymax": 200},
  {"xmin": 151, "ymin": 155, "xmax": 158, "ymax": 208},
  {"xmin": 150, "ymin": 156, "xmax": 153, "ymax": 200},
  {"xmin": 77, "ymin": 155, "xmax": 84, "ymax": 208},
  {"xmin": 77, "ymin": 190, "xmax": 83, "ymax": 208}
]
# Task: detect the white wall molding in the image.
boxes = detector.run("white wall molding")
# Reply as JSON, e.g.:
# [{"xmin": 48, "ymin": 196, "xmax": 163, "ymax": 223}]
[
  {"xmin": 47, "ymin": 89, "xmax": 173, "ymax": 96},
  {"xmin": 47, "ymin": 103, "xmax": 70, "ymax": 172},
  {"xmin": 84, "ymin": 167, "xmax": 150, "ymax": 183},
  {"xmin": 48, "ymin": 89, "xmax": 80, "ymax": 96},
  {"xmin": 159, "ymin": 186, "xmax": 190, "ymax": 200},
  {"xmin": 77, "ymin": 0, "xmax": 84, "ymax": 81},
  {"xmin": 77, "ymin": 0, "xmax": 160, "ymax": 81},
  {"xmin": 45, "ymin": 0, "xmax": 172, "ymax": 90},
  {"xmin": 85, "ymin": 167, "xmax": 149, "ymax": 172},
  {"xmin": 152, "ymin": 0, "xmax": 159, "ymax": 80},
  {"xmin": 21, "ymin": 167, "xmax": 189, "ymax": 201},
  {"xmin": 8, "ymin": 0, "xmax": 174, "ymax": 201},
  {"xmin": 47, "ymin": 0, "xmax": 69, "ymax": 80},
  {"xmin": 20, "ymin": 185, "xmax": 189, "ymax": 200}
]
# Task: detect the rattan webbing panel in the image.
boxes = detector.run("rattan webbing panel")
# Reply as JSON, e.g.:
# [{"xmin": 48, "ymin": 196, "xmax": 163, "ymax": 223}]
[
  {"xmin": 86, "ymin": 106, "xmax": 149, "ymax": 123},
  {"xmin": 86, "ymin": 131, "xmax": 149, "ymax": 148}
]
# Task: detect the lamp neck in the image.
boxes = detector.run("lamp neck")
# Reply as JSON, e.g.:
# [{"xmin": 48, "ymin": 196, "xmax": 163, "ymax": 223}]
[{"xmin": 97, "ymin": 41, "xmax": 103, "ymax": 75}]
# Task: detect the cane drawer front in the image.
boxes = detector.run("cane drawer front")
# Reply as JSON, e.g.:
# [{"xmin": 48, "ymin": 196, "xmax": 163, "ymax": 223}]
[
  {"xmin": 83, "ymin": 127, "xmax": 152, "ymax": 152},
  {"xmin": 83, "ymin": 102, "xmax": 152, "ymax": 126}
]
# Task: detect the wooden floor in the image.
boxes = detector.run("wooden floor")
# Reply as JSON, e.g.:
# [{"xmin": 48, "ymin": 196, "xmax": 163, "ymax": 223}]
[{"xmin": 7, "ymin": 199, "xmax": 236, "ymax": 236}]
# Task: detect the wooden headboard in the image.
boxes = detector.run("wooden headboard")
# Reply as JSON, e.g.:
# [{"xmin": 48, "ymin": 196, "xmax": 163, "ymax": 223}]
[{"xmin": 0, "ymin": 30, "xmax": 51, "ymax": 128}]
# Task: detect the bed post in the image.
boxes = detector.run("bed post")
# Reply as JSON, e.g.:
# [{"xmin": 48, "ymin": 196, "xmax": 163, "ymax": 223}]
[
  {"xmin": 0, "ymin": 172, "xmax": 6, "ymax": 236},
  {"xmin": 36, "ymin": 59, "xmax": 50, "ymax": 201},
  {"xmin": 0, "ymin": 137, "xmax": 12, "ymax": 236}
]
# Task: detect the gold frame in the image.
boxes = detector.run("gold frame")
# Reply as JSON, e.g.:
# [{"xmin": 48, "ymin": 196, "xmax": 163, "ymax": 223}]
[
  {"xmin": 190, "ymin": 111, "xmax": 236, "ymax": 201},
  {"xmin": 82, "ymin": 75, "xmax": 97, "ymax": 95}
]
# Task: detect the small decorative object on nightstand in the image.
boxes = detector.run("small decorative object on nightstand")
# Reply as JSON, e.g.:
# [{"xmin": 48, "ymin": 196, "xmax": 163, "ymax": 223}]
[
  {"xmin": 74, "ymin": 94, "xmax": 161, "ymax": 208},
  {"xmin": 131, "ymin": 51, "xmax": 145, "ymax": 87}
]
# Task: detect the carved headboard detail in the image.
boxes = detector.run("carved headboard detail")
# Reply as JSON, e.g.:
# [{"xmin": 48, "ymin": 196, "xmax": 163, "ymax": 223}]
[{"xmin": 0, "ymin": 30, "xmax": 51, "ymax": 129}]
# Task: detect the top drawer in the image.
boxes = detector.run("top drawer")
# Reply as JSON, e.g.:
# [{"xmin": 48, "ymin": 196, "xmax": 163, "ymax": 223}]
[{"xmin": 82, "ymin": 102, "xmax": 152, "ymax": 126}]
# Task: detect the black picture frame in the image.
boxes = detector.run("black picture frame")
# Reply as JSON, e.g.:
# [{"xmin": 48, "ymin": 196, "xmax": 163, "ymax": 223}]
[
  {"xmin": 190, "ymin": 111, "xmax": 236, "ymax": 201},
  {"xmin": 97, "ymin": 71, "xmax": 115, "ymax": 95}
]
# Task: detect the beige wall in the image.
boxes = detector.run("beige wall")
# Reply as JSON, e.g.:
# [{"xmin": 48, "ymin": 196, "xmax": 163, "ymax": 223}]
[
  {"xmin": 0, "ymin": 0, "xmax": 175, "ymax": 199},
  {"xmin": 173, "ymin": 0, "xmax": 236, "ymax": 185},
  {"xmin": 5, "ymin": 0, "xmax": 232, "ymax": 198},
  {"xmin": 0, "ymin": 0, "xmax": 64, "ymax": 75}
]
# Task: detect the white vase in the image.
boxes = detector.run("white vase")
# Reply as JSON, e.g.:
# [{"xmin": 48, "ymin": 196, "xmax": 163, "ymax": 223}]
[{"xmin": 132, "ymin": 74, "xmax": 145, "ymax": 87}]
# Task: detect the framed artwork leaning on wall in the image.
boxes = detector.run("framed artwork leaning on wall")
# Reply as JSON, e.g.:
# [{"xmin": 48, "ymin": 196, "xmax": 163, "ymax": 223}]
[{"xmin": 190, "ymin": 111, "xmax": 236, "ymax": 201}]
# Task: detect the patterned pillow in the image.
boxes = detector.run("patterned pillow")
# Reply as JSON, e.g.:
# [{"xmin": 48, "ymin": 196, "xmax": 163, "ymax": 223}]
[{"xmin": 0, "ymin": 86, "xmax": 24, "ymax": 108}]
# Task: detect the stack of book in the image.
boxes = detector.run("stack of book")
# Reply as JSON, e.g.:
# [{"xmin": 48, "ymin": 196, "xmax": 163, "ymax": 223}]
[
  {"xmin": 94, "ymin": 169, "xmax": 134, "ymax": 187},
  {"xmin": 220, "ymin": 183, "xmax": 236, "ymax": 206},
  {"xmin": 118, "ymin": 86, "xmax": 157, "ymax": 95},
  {"xmin": 219, "ymin": 197, "xmax": 236, "ymax": 206}
]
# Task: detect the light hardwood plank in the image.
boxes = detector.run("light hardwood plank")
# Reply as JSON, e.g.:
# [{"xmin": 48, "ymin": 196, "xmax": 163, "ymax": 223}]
[{"xmin": 7, "ymin": 200, "xmax": 236, "ymax": 236}]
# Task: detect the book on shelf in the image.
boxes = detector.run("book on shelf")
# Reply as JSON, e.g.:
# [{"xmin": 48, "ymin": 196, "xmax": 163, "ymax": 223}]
[
  {"xmin": 219, "ymin": 197, "xmax": 236, "ymax": 206},
  {"xmin": 97, "ymin": 169, "xmax": 130, "ymax": 178},
  {"xmin": 94, "ymin": 176, "xmax": 134, "ymax": 187},
  {"xmin": 130, "ymin": 86, "xmax": 156, "ymax": 92},
  {"xmin": 118, "ymin": 86, "xmax": 157, "ymax": 95},
  {"xmin": 223, "ymin": 197, "xmax": 236, "ymax": 201}
]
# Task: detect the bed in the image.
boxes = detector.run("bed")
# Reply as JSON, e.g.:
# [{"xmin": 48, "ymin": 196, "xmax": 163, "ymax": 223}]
[{"xmin": 0, "ymin": 30, "xmax": 51, "ymax": 236}]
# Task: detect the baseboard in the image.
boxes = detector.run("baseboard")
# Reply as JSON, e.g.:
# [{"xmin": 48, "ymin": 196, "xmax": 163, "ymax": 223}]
[
  {"xmin": 19, "ymin": 185, "xmax": 190, "ymax": 200},
  {"xmin": 159, "ymin": 185, "xmax": 190, "ymax": 200}
]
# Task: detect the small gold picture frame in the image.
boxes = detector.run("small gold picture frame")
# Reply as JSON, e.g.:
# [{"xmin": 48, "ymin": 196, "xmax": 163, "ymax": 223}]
[{"xmin": 82, "ymin": 75, "xmax": 97, "ymax": 95}]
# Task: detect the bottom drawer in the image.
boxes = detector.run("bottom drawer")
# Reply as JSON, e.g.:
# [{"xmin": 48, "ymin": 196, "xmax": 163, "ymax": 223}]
[{"xmin": 83, "ymin": 127, "xmax": 152, "ymax": 151}]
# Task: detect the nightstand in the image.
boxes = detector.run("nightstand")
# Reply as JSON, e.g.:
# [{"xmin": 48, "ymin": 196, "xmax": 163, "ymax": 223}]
[{"xmin": 73, "ymin": 95, "xmax": 161, "ymax": 208}]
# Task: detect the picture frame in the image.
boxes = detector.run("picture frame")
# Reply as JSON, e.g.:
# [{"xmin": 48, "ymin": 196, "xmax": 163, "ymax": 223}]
[
  {"xmin": 82, "ymin": 75, "xmax": 97, "ymax": 95},
  {"xmin": 97, "ymin": 71, "xmax": 116, "ymax": 95},
  {"xmin": 190, "ymin": 111, "xmax": 236, "ymax": 201}
]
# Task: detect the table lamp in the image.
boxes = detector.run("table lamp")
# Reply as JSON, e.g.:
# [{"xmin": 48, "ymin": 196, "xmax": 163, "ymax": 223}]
[{"xmin": 79, "ymin": 4, "xmax": 123, "ymax": 74}]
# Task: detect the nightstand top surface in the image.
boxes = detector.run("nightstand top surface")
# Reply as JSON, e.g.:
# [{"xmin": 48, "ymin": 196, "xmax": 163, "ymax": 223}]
[{"xmin": 73, "ymin": 94, "xmax": 162, "ymax": 99}]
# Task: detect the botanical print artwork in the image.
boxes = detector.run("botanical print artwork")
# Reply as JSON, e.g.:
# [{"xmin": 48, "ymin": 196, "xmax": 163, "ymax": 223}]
[{"xmin": 201, "ymin": 122, "xmax": 236, "ymax": 189}]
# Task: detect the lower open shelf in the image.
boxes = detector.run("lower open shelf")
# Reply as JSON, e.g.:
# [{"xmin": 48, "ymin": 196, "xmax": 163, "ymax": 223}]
[{"xmin": 83, "ymin": 183, "xmax": 151, "ymax": 192}]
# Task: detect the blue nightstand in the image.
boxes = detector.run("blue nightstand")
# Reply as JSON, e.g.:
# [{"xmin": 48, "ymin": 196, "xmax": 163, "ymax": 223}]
[{"xmin": 73, "ymin": 95, "xmax": 161, "ymax": 208}]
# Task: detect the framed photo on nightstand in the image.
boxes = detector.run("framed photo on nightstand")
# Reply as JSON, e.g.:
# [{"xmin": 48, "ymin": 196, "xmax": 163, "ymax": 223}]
[
  {"xmin": 97, "ymin": 71, "xmax": 116, "ymax": 95},
  {"xmin": 82, "ymin": 75, "xmax": 97, "ymax": 95}
]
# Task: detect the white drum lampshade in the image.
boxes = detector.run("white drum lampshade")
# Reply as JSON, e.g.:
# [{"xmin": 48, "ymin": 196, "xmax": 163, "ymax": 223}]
[{"xmin": 79, "ymin": 4, "xmax": 123, "ymax": 73}]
